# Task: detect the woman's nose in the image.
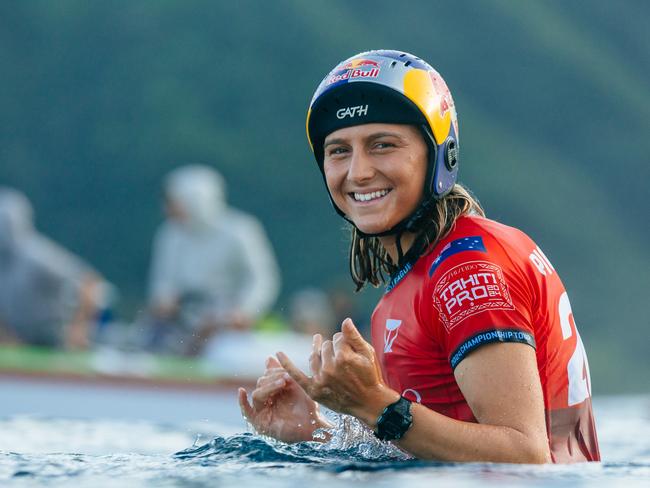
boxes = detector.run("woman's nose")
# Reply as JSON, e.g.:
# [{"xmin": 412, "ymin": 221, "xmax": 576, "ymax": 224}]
[{"xmin": 347, "ymin": 151, "xmax": 376, "ymax": 184}]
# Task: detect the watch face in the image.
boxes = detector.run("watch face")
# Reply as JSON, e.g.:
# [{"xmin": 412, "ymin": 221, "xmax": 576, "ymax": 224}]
[
  {"xmin": 376, "ymin": 397, "xmax": 413, "ymax": 440},
  {"xmin": 385, "ymin": 409, "xmax": 407, "ymax": 427}
]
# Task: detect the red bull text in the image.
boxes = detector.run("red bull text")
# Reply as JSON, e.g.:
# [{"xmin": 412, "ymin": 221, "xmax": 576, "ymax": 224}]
[{"xmin": 327, "ymin": 59, "xmax": 380, "ymax": 85}]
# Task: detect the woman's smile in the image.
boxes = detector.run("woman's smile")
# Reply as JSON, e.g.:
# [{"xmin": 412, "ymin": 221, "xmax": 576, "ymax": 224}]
[{"xmin": 349, "ymin": 188, "xmax": 392, "ymax": 204}]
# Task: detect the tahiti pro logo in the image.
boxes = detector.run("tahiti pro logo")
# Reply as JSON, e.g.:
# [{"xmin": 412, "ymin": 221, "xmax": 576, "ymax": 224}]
[
  {"xmin": 432, "ymin": 261, "xmax": 515, "ymax": 332},
  {"xmin": 327, "ymin": 59, "xmax": 381, "ymax": 86},
  {"xmin": 384, "ymin": 318, "xmax": 402, "ymax": 353}
]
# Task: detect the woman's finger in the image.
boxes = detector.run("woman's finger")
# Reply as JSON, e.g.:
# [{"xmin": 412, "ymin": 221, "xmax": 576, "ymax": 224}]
[
  {"xmin": 257, "ymin": 370, "xmax": 290, "ymax": 388},
  {"xmin": 277, "ymin": 351, "xmax": 311, "ymax": 392},
  {"xmin": 251, "ymin": 376, "xmax": 288, "ymax": 409},
  {"xmin": 310, "ymin": 334, "xmax": 323, "ymax": 375},
  {"xmin": 342, "ymin": 319, "xmax": 370, "ymax": 354},
  {"xmin": 238, "ymin": 387, "xmax": 254, "ymax": 419},
  {"xmin": 256, "ymin": 370, "xmax": 278, "ymax": 388},
  {"xmin": 266, "ymin": 356, "xmax": 283, "ymax": 369},
  {"xmin": 332, "ymin": 332, "xmax": 354, "ymax": 359},
  {"xmin": 321, "ymin": 340, "xmax": 335, "ymax": 372}
]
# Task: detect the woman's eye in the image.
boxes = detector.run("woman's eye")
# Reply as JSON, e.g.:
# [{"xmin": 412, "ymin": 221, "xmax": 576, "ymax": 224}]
[
  {"xmin": 328, "ymin": 147, "xmax": 348, "ymax": 156},
  {"xmin": 374, "ymin": 142, "xmax": 394, "ymax": 150}
]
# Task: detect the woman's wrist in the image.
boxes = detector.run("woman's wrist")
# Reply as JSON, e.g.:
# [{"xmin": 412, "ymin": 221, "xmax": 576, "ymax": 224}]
[{"xmin": 351, "ymin": 385, "xmax": 401, "ymax": 429}]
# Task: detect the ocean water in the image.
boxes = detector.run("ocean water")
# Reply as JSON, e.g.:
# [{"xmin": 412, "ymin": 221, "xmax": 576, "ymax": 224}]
[{"xmin": 0, "ymin": 394, "xmax": 648, "ymax": 487}]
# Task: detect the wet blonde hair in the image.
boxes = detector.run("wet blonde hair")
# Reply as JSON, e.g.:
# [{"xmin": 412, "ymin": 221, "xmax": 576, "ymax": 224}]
[{"xmin": 348, "ymin": 184, "xmax": 485, "ymax": 291}]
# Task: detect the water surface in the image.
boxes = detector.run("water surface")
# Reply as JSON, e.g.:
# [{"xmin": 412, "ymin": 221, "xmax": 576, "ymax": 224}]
[{"xmin": 1, "ymin": 395, "xmax": 648, "ymax": 487}]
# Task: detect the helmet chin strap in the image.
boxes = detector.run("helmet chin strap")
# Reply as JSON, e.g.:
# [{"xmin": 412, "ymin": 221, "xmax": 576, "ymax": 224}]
[
  {"xmin": 354, "ymin": 219, "xmax": 409, "ymax": 264},
  {"xmin": 349, "ymin": 195, "xmax": 436, "ymax": 266}
]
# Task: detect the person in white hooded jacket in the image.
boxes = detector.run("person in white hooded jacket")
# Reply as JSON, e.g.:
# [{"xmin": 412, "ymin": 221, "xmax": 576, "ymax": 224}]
[
  {"xmin": 147, "ymin": 165, "xmax": 281, "ymax": 355},
  {"xmin": 0, "ymin": 187, "xmax": 110, "ymax": 349}
]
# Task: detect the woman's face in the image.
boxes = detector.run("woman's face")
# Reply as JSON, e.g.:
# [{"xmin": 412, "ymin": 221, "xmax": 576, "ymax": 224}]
[{"xmin": 322, "ymin": 123, "xmax": 428, "ymax": 235}]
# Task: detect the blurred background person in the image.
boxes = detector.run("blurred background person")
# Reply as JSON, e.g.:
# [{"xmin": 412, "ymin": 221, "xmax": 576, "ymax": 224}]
[
  {"xmin": 146, "ymin": 164, "xmax": 280, "ymax": 356},
  {"xmin": 289, "ymin": 288, "xmax": 336, "ymax": 337},
  {"xmin": 0, "ymin": 187, "xmax": 113, "ymax": 350},
  {"xmin": 327, "ymin": 285, "xmax": 369, "ymax": 338},
  {"xmin": 201, "ymin": 287, "xmax": 332, "ymax": 379}
]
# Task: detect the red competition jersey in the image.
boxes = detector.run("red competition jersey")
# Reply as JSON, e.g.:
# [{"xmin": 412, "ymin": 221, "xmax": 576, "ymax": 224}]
[{"xmin": 371, "ymin": 215, "xmax": 600, "ymax": 463}]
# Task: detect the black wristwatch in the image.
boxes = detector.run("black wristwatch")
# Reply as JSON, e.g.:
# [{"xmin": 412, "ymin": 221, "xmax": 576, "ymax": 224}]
[{"xmin": 374, "ymin": 396, "xmax": 413, "ymax": 441}]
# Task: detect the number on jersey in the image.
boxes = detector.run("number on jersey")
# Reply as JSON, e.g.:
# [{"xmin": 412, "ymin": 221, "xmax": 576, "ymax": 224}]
[{"xmin": 559, "ymin": 292, "xmax": 592, "ymax": 406}]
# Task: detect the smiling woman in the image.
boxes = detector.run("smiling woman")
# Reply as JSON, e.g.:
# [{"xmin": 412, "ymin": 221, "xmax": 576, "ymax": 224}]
[{"xmin": 239, "ymin": 50, "xmax": 600, "ymax": 464}]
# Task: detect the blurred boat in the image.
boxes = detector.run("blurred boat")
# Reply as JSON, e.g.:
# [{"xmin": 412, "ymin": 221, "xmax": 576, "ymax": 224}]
[
  {"xmin": 0, "ymin": 344, "xmax": 245, "ymax": 389},
  {"xmin": 0, "ymin": 345, "xmax": 249, "ymax": 423},
  {"xmin": 0, "ymin": 330, "xmax": 313, "ymax": 423}
]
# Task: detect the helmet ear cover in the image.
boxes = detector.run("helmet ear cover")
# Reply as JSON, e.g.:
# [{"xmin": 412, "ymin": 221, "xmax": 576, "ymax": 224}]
[
  {"xmin": 401, "ymin": 126, "xmax": 458, "ymax": 234},
  {"xmin": 427, "ymin": 128, "xmax": 459, "ymax": 200}
]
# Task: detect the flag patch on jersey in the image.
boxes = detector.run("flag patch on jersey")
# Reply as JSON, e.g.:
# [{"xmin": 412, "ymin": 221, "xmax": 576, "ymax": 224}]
[
  {"xmin": 432, "ymin": 260, "xmax": 515, "ymax": 332},
  {"xmin": 429, "ymin": 236, "xmax": 486, "ymax": 276}
]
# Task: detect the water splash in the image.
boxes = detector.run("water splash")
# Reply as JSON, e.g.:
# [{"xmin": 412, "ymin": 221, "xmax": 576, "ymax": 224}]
[
  {"xmin": 313, "ymin": 413, "xmax": 411, "ymax": 461},
  {"xmin": 175, "ymin": 433, "xmax": 319, "ymax": 464},
  {"xmin": 176, "ymin": 412, "xmax": 414, "ymax": 473},
  {"xmin": 192, "ymin": 433, "xmax": 202, "ymax": 447}
]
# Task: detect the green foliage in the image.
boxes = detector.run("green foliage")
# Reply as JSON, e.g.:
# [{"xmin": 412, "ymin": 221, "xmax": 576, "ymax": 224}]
[{"xmin": 0, "ymin": 0, "xmax": 648, "ymax": 392}]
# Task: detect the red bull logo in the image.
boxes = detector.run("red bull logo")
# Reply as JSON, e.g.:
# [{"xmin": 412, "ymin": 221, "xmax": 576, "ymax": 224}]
[
  {"xmin": 429, "ymin": 72, "xmax": 453, "ymax": 117},
  {"xmin": 327, "ymin": 59, "xmax": 381, "ymax": 85},
  {"xmin": 339, "ymin": 59, "xmax": 380, "ymax": 70}
]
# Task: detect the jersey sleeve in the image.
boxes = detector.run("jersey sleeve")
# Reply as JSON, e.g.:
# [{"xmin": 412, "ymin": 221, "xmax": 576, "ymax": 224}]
[{"xmin": 425, "ymin": 232, "xmax": 537, "ymax": 370}]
